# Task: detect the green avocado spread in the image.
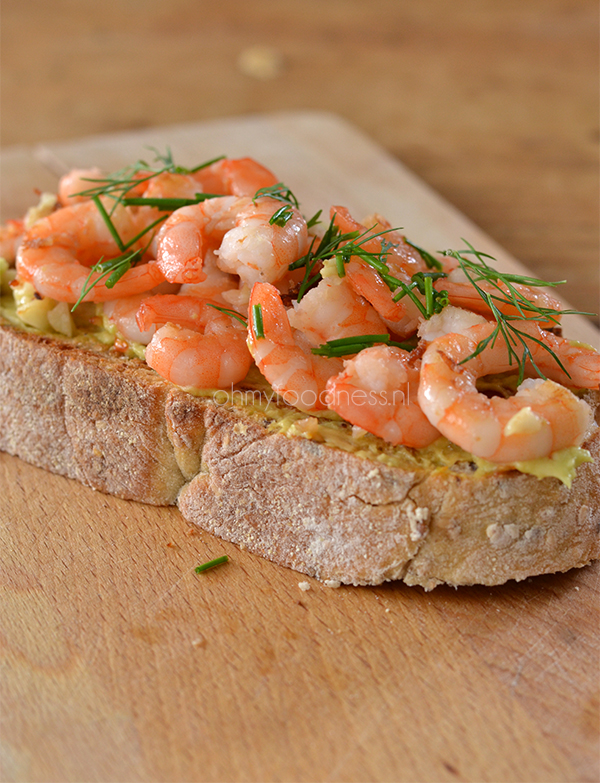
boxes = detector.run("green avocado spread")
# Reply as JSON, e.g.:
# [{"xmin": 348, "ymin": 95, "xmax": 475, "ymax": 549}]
[{"xmin": 0, "ymin": 258, "xmax": 592, "ymax": 487}]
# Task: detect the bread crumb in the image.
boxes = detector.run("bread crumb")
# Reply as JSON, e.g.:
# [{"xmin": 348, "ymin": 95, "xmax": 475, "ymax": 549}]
[
  {"xmin": 298, "ymin": 581, "xmax": 311, "ymax": 591},
  {"xmin": 524, "ymin": 527, "xmax": 541, "ymax": 542},
  {"xmin": 186, "ymin": 526, "xmax": 198, "ymax": 536},
  {"xmin": 487, "ymin": 523, "xmax": 520, "ymax": 547},
  {"xmin": 402, "ymin": 500, "xmax": 430, "ymax": 541},
  {"xmin": 191, "ymin": 635, "xmax": 206, "ymax": 648},
  {"xmin": 289, "ymin": 417, "xmax": 319, "ymax": 438},
  {"xmin": 578, "ymin": 505, "xmax": 591, "ymax": 524},
  {"xmin": 238, "ymin": 46, "xmax": 284, "ymax": 80},
  {"xmin": 166, "ymin": 541, "xmax": 179, "ymax": 549},
  {"xmin": 323, "ymin": 579, "xmax": 341, "ymax": 588}
]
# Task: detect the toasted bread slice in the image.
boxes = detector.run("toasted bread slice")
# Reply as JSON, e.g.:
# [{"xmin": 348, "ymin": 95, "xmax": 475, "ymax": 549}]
[{"xmin": 1, "ymin": 318, "xmax": 598, "ymax": 589}]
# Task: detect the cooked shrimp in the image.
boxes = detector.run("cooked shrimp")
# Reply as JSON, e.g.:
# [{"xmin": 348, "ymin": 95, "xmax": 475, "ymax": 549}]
[
  {"xmin": 287, "ymin": 276, "xmax": 388, "ymax": 347},
  {"xmin": 104, "ymin": 294, "xmax": 157, "ymax": 345},
  {"xmin": 418, "ymin": 320, "xmax": 600, "ymax": 462},
  {"xmin": 331, "ymin": 206, "xmax": 425, "ymax": 338},
  {"xmin": 335, "ymin": 208, "xmax": 427, "ymax": 277},
  {"xmin": 193, "ymin": 157, "xmax": 278, "ymax": 196},
  {"xmin": 140, "ymin": 295, "xmax": 252, "ymax": 388},
  {"xmin": 217, "ymin": 197, "xmax": 309, "ymax": 291},
  {"xmin": 0, "ymin": 219, "xmax": 24, "ymax": 263},
  {"xmin": 417, "ymin": 304, "xmax": 489, "ymax": 343},
  {"xmin": 58, "ymin": 168, "xmax": 103, "ymax": 205},
  {"xmin": 437, "ymin": 261, "xmax": 563, "ymax": 328},
  {"xmin": 179, "ymin": 249, "xmax": 238, "ymax": 305},
  {"xmin": 16, "ymin": 199, "xmax": 164, "ymax": 302},
  {"xmin": 132, "ymin": 170, "xmax": 205, "ymax": 254},
  {"xmin": 248, "ymin": 282, "xmax": 343, "ymax": 411},
  {"xmin": 155, "ymin": 196, "xmax": 251, "ymax": 284},
  {"xmin": 326, "ymin": 346, "xmax": 440, "ymax": 448}
]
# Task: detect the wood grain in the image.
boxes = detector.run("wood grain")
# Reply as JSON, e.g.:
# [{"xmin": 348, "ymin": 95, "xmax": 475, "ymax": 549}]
[
  {"xmin": 1, "ymin": 451, "xmax": 598, "ymax": 783},
  {"xmin": 1, "ymin": 114, "xmax": 599, "ymax": 783}
]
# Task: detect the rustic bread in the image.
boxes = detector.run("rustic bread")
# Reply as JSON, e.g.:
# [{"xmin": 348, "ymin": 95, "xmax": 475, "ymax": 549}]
[{"xmin": 1, "ymin": 318, "xmax": 598, "ymax": 589}]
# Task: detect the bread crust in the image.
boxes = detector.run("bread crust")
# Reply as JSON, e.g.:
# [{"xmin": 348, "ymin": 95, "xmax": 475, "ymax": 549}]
[{"xmin": 1, "ymin": 319, "xmax": 598, "ymax": 588}]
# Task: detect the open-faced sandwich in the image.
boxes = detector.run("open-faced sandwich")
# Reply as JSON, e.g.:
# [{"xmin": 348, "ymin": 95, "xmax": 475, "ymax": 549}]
[{"xmin": 1, "ymin": 152, "xmax": 598, "ymax": 589}]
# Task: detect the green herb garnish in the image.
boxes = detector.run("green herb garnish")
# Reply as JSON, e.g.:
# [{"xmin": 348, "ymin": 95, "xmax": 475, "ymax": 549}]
[
  {"xmin": 290, "ymin": 214, "xmax": 399, "ymax": 302},
  {"xmin": 391, "ymin": 271, "xmax": 449, "ymax": 318},
  {"xmin": 441, "ymin": 239, "xmax": 595, "ymax": 382},
  {"xmin": 75, "ymin": 149, "xmax": 225, "ymax": 206},
  {"xmin": 69, "ymin": 150, "xmax": 225, "ymax": 308},
  {"xmin": 269, "ymin": 204, "xmax": 295, "ymax": 227},
  {"xmin": 195, "ymin": 555, "xmax": 229, "ymax": 573},
  {"xmin": 312, "ymin": 333, "xmax": 418, "ymax": 358},
  {"xmin": 206, "ymin": 303, "xmax": 248, "ymax": 327},
  {"xmin": 252, "ymin": 303, "xmax": 265, "ymax": 339},
  {"xmin": 253, "ymin": 182, "xmax": 301, "ymax": 227},
  {"xmin": 306, "ymin": 209, "xmax": 322, "ymax": 229},
  {"xmin": 254, "ymin": 182, "xmax": 299, "ymax": 208},
  {"xmin": 71, "ymin": 248, "xmax": 142, "ymax": 311},
  {"xmin": 404, "ymin": 238, "xmax": 443, "ymax": 271},
  {"xmin": 121, "ymin": 193, "xmax": 221, "ymax": 210}
]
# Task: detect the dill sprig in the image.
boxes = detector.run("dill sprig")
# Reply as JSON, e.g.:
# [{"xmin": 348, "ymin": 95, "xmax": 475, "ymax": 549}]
[
  {"xmin": 290, "ymin": 214, "xmax": 448, "ymax": 319},
  {"xmin": 289, "ymin": 214, "xmax": 399, "ymax": 302},
  {"xmin": 441, "ymin": 239, "xmax": 595, "ymax": 382},
  {"xmin": 206, "ymin": 303, "xmax": 248, "ymax": 327},
  {"xmin": 442, "ymin": 241, "xmax": 570, "ymax": 325},
  {"xmin": 254, "ymin": 182, "xmax": 299, "ymax": 207},
  {"xmin": 404, "ymin": 238, "xmax": 443, "ymax": 271},
  {"xmin": 70, "ymin": 195, "xmax": 168, "ymax": 311},
  {"xmin": 253, "ymin": 182, "xmax": 321, "ymax": 230},
  {"xmin": 69, "ymin": 150, "xmax": 225, "ymax": 308},
  {"xmin": 254, "ymin": 182, "xmax": 300, "ymax": 227},
  {"xmin": 391, "ymin": 271, "xmax": 449, "ymax": 318},
  {"xmin": 74, "ymin": 148, "xmax": 225, "ymax": 206},
  {"xmin": 312, "ymin": 333, "xmax": 418, "ymax": 358},
  {"xmin": 71, "ymin": 248, "xmax": 143, "ymax": 311}
]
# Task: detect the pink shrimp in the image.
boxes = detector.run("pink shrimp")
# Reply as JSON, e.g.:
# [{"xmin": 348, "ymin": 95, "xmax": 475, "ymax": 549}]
[
  {"xmin": 140, "ymin": 295, "xmax": 252, "ymax": 388},
  {"xmin": 331, "ymin": 206, "xmax": 426, "ymax": 338},
  {"xmin": 179, "ymin": 249, "xmax": 238, "ymax": 305},
  {"xmin": 154, "ymin": 196, "xmax": 252, "ymax": 284},
  {"xmin": 248, "ymin": 282, "xmax": 343, "ymax": 411},
  {"xmin": 437, "ymin": 258, "xmax": 563, "ymax": 328},
  {"xmin": 326, "ymin": 346, "xmax": 440, "ymax": 448},
  {"xmin": 132, "ymin": 170, "xmax": 205, "ymax": 254},
  {"xmin": 0, "ymin": 219, "xmax": 25, "ymax": 264},
  {"xmin": 103, "ymin": 294, "xmax": 157, "ymax": 345},
  {"xmin": 58, "ymin": 168, "xmax": 103, "ymax": 205},
  {"xmin": 418, "ymin": 320, "xmax": 600, "ymax": 462},
  {"xmin": 287, "ymin": 276, "xmax": 388, "ymax": 347},
  {"xmin": 217, "ymin": 197, "xmax": 309, "ymax": 290},
  {"xmin": 192, "ymin": 157, "xmax": 278, "ymax": 197},
  {"xmin": 16, "ymin": 199, "xmax": 164, "ymax": 303}
]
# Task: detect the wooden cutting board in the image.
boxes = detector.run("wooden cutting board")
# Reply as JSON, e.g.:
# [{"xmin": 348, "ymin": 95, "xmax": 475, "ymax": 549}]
[{"xmin": 1, "ymin": 112, "xmax": 598, "ymax": 783}]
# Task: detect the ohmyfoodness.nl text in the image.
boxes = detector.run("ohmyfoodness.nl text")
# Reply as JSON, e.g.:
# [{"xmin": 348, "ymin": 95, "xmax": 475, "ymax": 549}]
[{"xmin": 212, "ymin": 387, "xmax": 412, "ymax": 409}]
